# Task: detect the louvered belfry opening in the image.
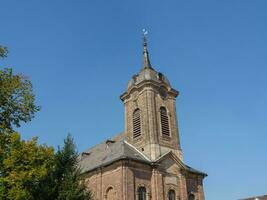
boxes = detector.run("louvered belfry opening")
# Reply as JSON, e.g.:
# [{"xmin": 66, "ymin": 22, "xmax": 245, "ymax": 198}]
[
  {"xmin": 160, "ymin": 107, "xmax": 170, "ymax": 136},
  {"xmin": 133, "ymin": 108, "xmax": 141, "ymax": 138}
]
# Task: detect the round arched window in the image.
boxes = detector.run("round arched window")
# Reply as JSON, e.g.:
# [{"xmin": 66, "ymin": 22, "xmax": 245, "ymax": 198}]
[
  {"xmin": 106, "ymin": 187, "xmax": 116, "ymax": 200},
  {"xmin": 188, "ymin": 193, "xmax": 195, "ymax": 200},
  {"xmin": 138, "ymin": 186, "xmax": 146, "ymax": 200},
  {"xmin": 168, "ymin": 190, "xmax": 176, "ymax": 200}
]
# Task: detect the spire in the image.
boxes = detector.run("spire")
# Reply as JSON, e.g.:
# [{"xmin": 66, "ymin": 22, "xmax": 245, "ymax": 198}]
[{"xmin": 142, "ymin": 29, "xmax": 152, "ymax": 69}]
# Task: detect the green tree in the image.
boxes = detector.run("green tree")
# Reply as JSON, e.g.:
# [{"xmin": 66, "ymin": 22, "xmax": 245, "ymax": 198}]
[
  {"xmin": 0, "ymin": 46, "xmax": 8, "ymax": 59},
  {"xmin": 0, "ymin": 68, "xmax": 40, "ymax": 130},
  {"xmin": 0, "ymin": 46, "xmax": 51, "ymax": 200},
  {"xmin": 0, "ymin": 47, "xmax": 91, "ymax": 200},
  {"xmin": 0, "ymin": 50, "xmax": 42, "ymax": 199},
  {"xmin": 1, "ymin": 133, "xmax": 54, "ymax": 200},
  {"xmin": 30, "ymin": 134, "xmax": 92, "ymax": 200},
  {"xmin": 54, "ymin": 134, "xmax": 92, "ymax": 200}
]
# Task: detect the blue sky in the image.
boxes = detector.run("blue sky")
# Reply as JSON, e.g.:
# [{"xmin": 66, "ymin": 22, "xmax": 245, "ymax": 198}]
[{"xmin": 1, "ymin": 1, "xmax": 267, "ymax": 199}]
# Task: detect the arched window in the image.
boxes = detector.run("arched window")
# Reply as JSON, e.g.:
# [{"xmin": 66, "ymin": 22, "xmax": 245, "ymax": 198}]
[
  {"xmin": 138, "ymin": 186, "xmax": 146, "ymax": 200},
  {"xmin": 160, "ymin": 107, "xmax": 170, "ymax": 136},
  {"xmin": 105, "ymin": 187, "xmax": 116, "ymax": 200},
  {"xmin": 188, "ymin": 193, "xmax": 195, "ymax": 200},
  {"xmin": 168, "ymin": 190, "xmax": 176, "ymax": 200},
  {"xmin": 133, "ymin": 108, "xmax": 141, "ymax": 138}
]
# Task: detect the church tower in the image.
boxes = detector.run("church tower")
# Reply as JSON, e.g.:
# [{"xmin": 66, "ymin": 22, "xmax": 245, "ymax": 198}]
[
  {"xmin": 120, "ymin": 33, "xmax": 183, "ymax": 161},
  {"xmin": 80, "ymin": 33, "xmax": 207, "ymax": 200}
]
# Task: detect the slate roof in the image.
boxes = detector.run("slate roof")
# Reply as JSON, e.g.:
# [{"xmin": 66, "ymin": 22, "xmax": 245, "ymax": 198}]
[
  {"xmin": 185, "ymin": 164, "xmax": 207, "ymax": 176},
  {"xmin": 79, "ymin": 133, "xmax": 206, "ymax": 177},
  {"xmin": 79, "ymin": 133, "xmax": 150, "ymax": 174},
  {"xmin": 127, "ymin": 67, "xmax": 171, "ymax": 90}
]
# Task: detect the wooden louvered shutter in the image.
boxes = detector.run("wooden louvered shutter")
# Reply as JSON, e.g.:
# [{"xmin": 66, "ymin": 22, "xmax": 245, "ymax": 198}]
[
  {"xmin": 160, "ymin": 107, "xmax": 170, "ymax": 136},
  {"xmin": 133, "ymin": 109, "xmax": 141, "ymax": 138}
]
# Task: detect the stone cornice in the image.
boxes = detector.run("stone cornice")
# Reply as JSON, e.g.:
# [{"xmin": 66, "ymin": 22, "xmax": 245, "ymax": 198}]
[{"xmin": 120, "ymin": 80, "xmax": 179, "ymax": 102}]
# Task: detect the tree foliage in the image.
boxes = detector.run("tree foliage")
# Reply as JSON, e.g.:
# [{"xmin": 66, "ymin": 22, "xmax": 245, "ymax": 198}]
[
  {"xmin": 0, "ymin": 46, "xmax": 8, "ymax": 59},
  {"xmin": 0, "ymin": 133, "xmax": 54, "ymax": 200},
  {"xmin": 0, "ymin": 68, "xmax": 40, "ymax": 130},
  {"xmin": 0, "ymin": 47, "xmax": 91, "ymax": 200},
  {"xmin": 54, "ymin": 134, "xmax": 92, "ymax": 200},
  {"xmin": 28, "ymin": 134, "xmax": 92, "ymax": 200}
]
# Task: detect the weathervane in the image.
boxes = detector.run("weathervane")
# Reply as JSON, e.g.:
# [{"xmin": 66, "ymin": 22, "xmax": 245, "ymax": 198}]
[
  {"xmin": 141, "ymin": 29, "xmax": 152, "ymax": 69},
  {"xmin": 142, "ymin": 29, "xmax": 148, "ymax": 46},
  {"xmin": 142, "ymin": 28, "xmax": 148, "ymax": 36}
]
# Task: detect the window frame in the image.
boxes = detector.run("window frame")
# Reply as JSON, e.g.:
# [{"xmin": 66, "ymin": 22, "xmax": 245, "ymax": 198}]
[
  {"xmin": 168, "ymin": 189, "xmax": 176, "ymax": 200},
  {"xmin": 137, "ymin": 186, "xmax": 147, "ymax": 200},
  {"xmin": 159, "ymin": 106, "xmax": 171, "ymax": 137},
  {"xmin": 132, "ymin": 108, "xmax": 141, "ymax": 138},
  {"xmin": 188, "ymin": 193, "xmax": 195, "ymax": 200}
]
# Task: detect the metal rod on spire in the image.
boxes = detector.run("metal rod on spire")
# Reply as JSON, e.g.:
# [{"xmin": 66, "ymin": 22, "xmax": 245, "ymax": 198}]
[{"xmin": 142, "ymin": 29, "xmax": 152, "ymax": 69}]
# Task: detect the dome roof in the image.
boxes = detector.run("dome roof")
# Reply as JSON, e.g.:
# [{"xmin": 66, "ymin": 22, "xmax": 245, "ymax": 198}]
[
  {"xmin": 127, "ymin": 33, "xmax": 171, "ymax": 89},
  {"xmin": 127, "ymin": 67, "xmax": 171, "ymax": 89}
]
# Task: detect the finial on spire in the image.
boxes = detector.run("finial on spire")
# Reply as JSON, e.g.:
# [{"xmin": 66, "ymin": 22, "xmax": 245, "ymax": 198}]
[{"xmin": 142, "ymin": 29, "xmax": 152, "ymax": 69}]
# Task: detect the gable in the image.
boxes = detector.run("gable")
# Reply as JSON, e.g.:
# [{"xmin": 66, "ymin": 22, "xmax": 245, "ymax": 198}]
[
  {"xmin": 155, "ymin": 151, "xmax": 207, "ymax": 177},
  {"xmin": 159, "ymin": 155, "xmax": 181, "ymax": 175}
]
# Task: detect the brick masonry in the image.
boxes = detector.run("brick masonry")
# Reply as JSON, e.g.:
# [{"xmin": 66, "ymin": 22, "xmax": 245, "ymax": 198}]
[{"xmin": 81, "ymin": 43, "xmax": 206, "ymax": 200}]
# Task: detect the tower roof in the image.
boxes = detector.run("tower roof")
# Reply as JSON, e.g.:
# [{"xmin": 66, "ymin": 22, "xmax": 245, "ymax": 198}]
[
  {"xmin": 142, "ymin": 31, "xmax": 152, "ymax": 69},
  {"xmin": 127, "ymin": 31, "xmax": 171, "ymax": 89}
]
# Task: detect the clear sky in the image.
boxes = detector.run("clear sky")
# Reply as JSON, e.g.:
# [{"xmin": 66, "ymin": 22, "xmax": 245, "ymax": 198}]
[{"xmin": 1, "ymin": 1, "xmax": 267, "ymax": 199}]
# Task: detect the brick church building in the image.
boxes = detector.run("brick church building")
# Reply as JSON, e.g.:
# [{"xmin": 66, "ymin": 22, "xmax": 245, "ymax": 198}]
[{"xmin": 79, "ymin": 35, "xmax": 207, "ymax": 200}]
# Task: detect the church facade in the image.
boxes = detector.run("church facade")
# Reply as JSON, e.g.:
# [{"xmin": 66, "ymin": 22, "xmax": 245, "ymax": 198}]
[{"xmin": 79, "ymin": 36, "xmax": 207, "ymax": 200}]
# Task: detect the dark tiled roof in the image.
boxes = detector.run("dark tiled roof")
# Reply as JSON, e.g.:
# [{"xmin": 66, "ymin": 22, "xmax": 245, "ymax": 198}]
[
  {"xmin": 78, "ymin": 133, "xmax": 150, "ymax": 174},
  {"xmin": 79, "ymin": 133, "xmax": 206, "ymax": 177},
  {"xmin": 185, "ymin": 164, "xmax": 207, "ymax": 177}
]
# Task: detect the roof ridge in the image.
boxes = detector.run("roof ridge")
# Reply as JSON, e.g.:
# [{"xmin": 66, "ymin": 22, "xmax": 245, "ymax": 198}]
[
  {"xmin": 82, "ymin": 132, "xmax": 124, "ymax": 153},
  {"xmin": 123, "ymin": 140, "xmax": 151, "ymax": 162},
  {"xmin": 153, "ymin": 150, "xmax": 172, "ymax": 162}
]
